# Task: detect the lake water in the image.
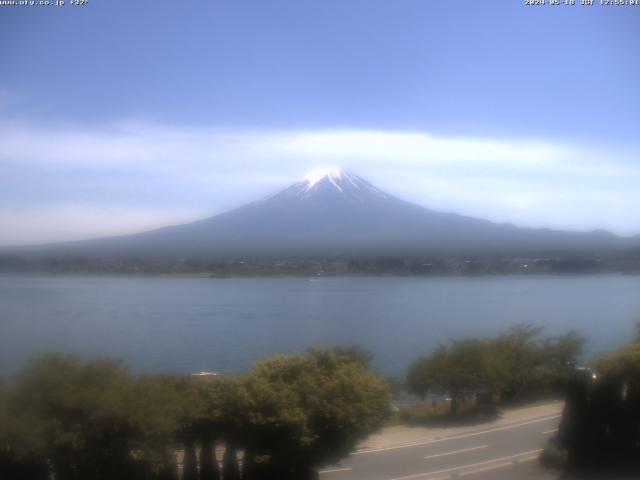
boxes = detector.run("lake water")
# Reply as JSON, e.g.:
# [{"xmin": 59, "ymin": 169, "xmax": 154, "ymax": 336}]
[{"xmin": 1, "ymin": 273, "xmax": 639, "ymax": 378}]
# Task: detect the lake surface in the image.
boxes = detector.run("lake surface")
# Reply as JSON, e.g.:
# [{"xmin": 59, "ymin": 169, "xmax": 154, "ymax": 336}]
[{"xmin": 1, "ymin": 274, "xmax": 639, "ymax": 378}]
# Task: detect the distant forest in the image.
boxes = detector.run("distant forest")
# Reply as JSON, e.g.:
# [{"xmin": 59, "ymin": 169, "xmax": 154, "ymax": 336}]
[{"xmin": 1, "ymin": 252, "xmax": 639, "ymax": 276}]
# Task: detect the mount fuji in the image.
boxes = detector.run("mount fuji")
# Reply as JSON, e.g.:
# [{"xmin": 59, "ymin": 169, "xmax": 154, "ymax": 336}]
[{"xmin": 12, "ymin": 168, "xmax": 637, "ymax": 258}]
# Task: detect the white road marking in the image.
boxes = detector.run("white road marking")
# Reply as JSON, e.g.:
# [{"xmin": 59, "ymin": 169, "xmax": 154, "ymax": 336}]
[
  {"xmin": 319, "ymin": 467, "xmax": 353, "ymax": 474},
  {"xmin": 352, "ymin": 414, "xmax": 561, "ymax": 455},
  {"xmin": 423, "ymin": 444, "xmax": 488, "ymax": 460},
  {"xmin": 455, "ymin": 453, "xmax": 539, "ymax": 478},
  {"xmin": 542, "ymin": 428, "xmax": 558, "ymax": 434},
  {"xmin": 389, "ymin": 449, "xmax": 542, "ymax": 480}
]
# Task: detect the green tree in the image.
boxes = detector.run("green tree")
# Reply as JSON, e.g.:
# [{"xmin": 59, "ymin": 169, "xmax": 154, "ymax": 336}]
[
  {"xmin": 407, "ymin": 326, "xmax": 585, "ymax": 413},
  {"xmin": 188, "ymin": 376, "xmax": 244, "ymax": 480},
  {"xmin": 9, "ymin": 354, "xmax": 138, "ymax": 480},
  {"xmin": 1, "ymin": 348, "xmax": 391, "ymax": 480},
  {"xmin": 308, "ymin": 345, "xmax": 375, "ymax": 368},
  {"xmin": 593, "ymin": 340, "xmax": 640, "ymax": 382},
  {"xmin": 4, "ymin": 354, "xmax": 183, "ymax": 480},
  {"xmin": 542, "ymin": 332, "xmax": 585, "ymax": 376},
  {"xmin": 493, "ymin": 325, "xmax": 584, "ymax": 401},
  {"xmin": 407, "ymin": 358, "xmax": 431, "ymax": 400},
  {"xmin": 492, "ymin": 324, "xmax": 544, "ymax": 401},
  {"xmin": 407, "ymin": 338, "xmax": 512, "ymax": 415},
  {"xmin": 440, "ymin": 340, "xmax": 493, "ymax": 415},
  {"xmin": 0, "ymin": 376, "xmax": 49, "ymax": 480},
  {"xmin": 241, "ymin": 348, "xmax": 390, "ymax": 479},
  {"xmin": 128, "ymin": 375, "xmax": 182, "ymax": 480}
]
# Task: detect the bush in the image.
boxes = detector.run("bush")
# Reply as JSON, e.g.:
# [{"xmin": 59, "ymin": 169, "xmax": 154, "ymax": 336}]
[{"xmin": 539, "ymin": 439, "xmax": 568, "ymax": 470}]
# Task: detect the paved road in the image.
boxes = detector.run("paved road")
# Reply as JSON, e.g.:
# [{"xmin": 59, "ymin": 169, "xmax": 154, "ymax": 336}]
[{"xmin": 319, "ymin": 413, "xmax": 561, "ymax": 480}]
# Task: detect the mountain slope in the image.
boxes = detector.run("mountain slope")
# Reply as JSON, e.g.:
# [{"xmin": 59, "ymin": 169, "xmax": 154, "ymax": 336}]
[{"xmin": 10, "ymin": 168, "xmax": 637, "ymax": 258}]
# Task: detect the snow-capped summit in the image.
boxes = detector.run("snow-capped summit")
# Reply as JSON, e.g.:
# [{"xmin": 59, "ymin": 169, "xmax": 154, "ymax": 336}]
[
  {"xmin": 283, "ymin": 167, "xmax": 390, "ymax": 201},
  {"xmin": 301, "ymin": 167, "xmax": 347, "ymax": 190}
]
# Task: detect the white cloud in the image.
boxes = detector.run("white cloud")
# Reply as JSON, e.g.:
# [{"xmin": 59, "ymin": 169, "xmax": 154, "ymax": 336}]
[
  {"xmin": 269, "ymin": 130, "xmax": 567, "ymax": 168},
  {"xmin": 2, "ymin": 121, "xmax": 637, "ymax": 180},
  {"xmin": 0, "ymin": 205, "xmax": 208, "ymax": 246},
  {"xmin": 1, "ymin": 119, "xmax": 639, "ymax": 245}
]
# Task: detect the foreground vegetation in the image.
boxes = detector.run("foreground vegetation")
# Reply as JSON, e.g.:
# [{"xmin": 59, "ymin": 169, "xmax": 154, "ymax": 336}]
[
  {"xmin": 4, "ymin": 323, "xmax": 640, "ymax": 479},
  {"xmin": 405, "ymin": 325, "xmax": 584, "ymax": 417},
  {"xmin": 548, "ymin": 324, "xmax": 640, "ymax": 475},
  {"xmin": 0, "ymin": 347, "xmax": 390, "ymax": 480}
]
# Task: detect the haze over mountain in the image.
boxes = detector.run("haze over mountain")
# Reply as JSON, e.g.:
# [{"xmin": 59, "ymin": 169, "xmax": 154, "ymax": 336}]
[{"xmin": 8, "ymin": 168, "xmax": 638, "ymax": 259}]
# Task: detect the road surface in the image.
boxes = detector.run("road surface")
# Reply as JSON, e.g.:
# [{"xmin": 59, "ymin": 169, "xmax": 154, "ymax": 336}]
[{"xmin": 319, "ymin": 408, "xmax": 561, "ymax": 480}]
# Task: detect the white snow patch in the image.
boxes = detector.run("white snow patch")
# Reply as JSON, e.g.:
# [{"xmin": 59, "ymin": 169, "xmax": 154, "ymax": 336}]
[
  {"xmin": 296, "ymin": 167, "xmax": 391, "ymax": 201},
  {"xmin": 302, "ymin": 167, "xmax": 347, "ymax": 190}
]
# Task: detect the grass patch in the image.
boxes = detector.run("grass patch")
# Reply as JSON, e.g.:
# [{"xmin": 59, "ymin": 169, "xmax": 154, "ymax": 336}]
[{"xmin": 390, "ymin": 397, "xmax": 495, "ymax": 427}]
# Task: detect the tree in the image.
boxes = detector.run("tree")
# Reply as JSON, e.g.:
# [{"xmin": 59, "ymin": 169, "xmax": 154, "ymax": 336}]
[
  {"xmin": 434, "ymin": 340, "xmax": 496, "ymax": 415},
  {"xmin": 188, "ymin": 377, "xmax": 244, "ymax": 480},
  {"xmin": 182, "ymin": 443, "xmax": 198, "ymax": 480},
  {"xmin": 492, "ymin": 325, "xmax": 585, "ymax": 401},
  {"xmin": 407, "ymin": 326, "xmax": 586, "ymax": 420},
  {"xmin": 198, "ymin": 434, "xmax": 219, "ymax": 480},
  {"xmin": 541, "ymin": 331, "xmax": 585, "ymax": 377},
  {"xmin": 593, "ymin": 340, "xmax": 640, "ymax": 384},
  {"xmin": 128, "ymin": 375, "xmax": 182, "ymax": 480},
  {"xmin": 221, "ymin": 443, "xmax": 240, "ymax": 480},
  {"xmin": 6, "ymin": 354, "xmax": 138, "ymax": 479},
  {"xmin": 0, "ymin": 379, "xmax": 49, "ymax": 480},
  {"xmin": 308, "ymin": 345, "xmax": 375, "ymax": 368},
  {"xmin": 241, "ymin": 348, "xmax": 390, "ymax": 479},
  {"xmin": 4, "ymin": 354, "xmax": 183, "ymax": 480},
  {"xmin": 407, "ymin": 336, "xmax": 521, "ymax": 415},
  {"xmin": 492, "ymin": 324, "xmax": 545, "ymax": 401},
  {"xmin": 1, "ymin": 349, "xmax": 391, "ymax": 480},
  {"xmin": 407, "ymin": 358, "xmax": 430, "ymax": 400}
]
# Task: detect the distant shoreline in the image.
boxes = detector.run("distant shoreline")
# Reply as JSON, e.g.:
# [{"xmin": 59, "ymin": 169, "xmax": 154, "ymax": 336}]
[
  {"xmin": 1, "ymin": 270, "xmax": 640, "ymax": 279},
  {"xmin": 2, "ymin": 251, "xmax": 640, "ymax": 277}
]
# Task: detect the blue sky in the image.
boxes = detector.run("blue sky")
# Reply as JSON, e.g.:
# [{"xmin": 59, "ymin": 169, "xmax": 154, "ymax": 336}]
[{"xmin": 1, "ymin": 0, "xmax": 639, "ymax": 245}]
